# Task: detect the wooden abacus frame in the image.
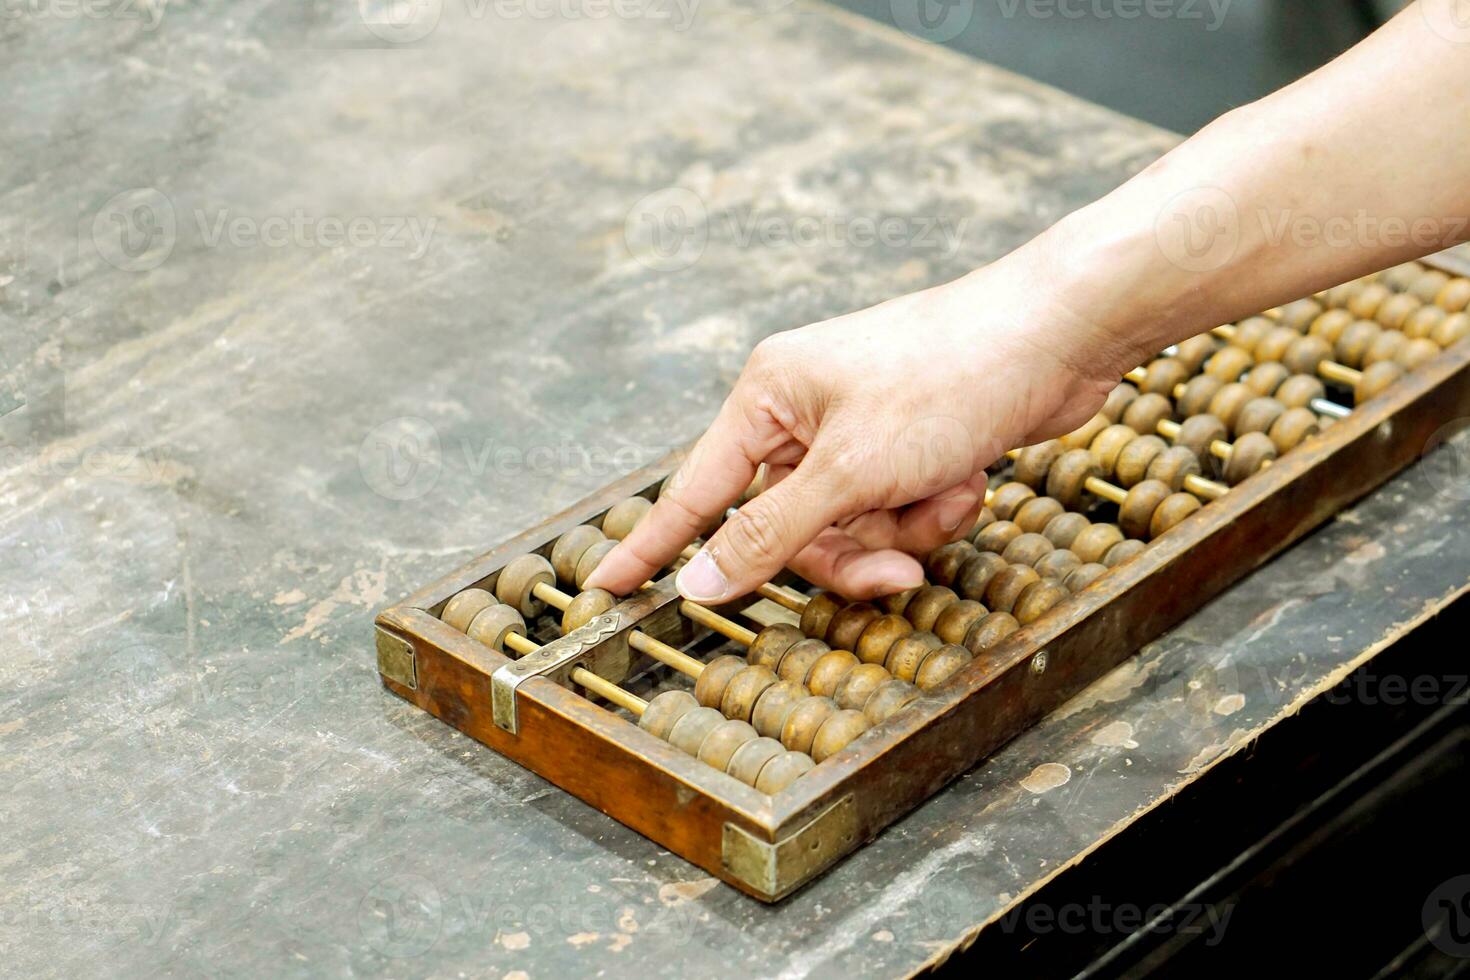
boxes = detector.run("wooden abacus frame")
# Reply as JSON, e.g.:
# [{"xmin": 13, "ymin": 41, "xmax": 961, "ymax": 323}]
[{"xmin": 374, "ymin": 259, "xmax": 1470, "ymax": 902}]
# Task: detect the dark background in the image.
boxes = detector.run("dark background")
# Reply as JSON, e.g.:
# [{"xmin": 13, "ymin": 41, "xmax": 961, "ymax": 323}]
[{"xmin": 831, "ymin": 0, "xmax": 1405, "ymax": 133}]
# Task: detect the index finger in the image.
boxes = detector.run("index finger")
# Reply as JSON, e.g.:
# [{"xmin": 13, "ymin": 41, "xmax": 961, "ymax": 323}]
[{"xmin": 583, "ymin": 396, "xmax": 787, "ymax": 594}]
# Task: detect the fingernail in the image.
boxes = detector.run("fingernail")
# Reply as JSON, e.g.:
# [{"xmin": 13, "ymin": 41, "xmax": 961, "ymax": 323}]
[
  {"xmin": 938, "ymin": 494, "xmax": 975, "ymax": 532},
  {"xmin": 877, "ymin": 557, "xmax": 924, "ymax": 595},
  {"xmin": 676, "ymin": 549, "xmax": 728, "ymax": 602}
]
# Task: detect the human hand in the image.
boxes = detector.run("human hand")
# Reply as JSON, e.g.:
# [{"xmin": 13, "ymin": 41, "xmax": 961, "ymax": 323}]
[{"xmin": 584, "ymin": 241, "xmax": 1136, "ymax": 603}]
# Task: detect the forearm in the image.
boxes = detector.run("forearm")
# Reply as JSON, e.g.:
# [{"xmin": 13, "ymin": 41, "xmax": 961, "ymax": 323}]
[{"xmin": 1025, "ymin": 0, "xmax": 1470, "ymax": 373}]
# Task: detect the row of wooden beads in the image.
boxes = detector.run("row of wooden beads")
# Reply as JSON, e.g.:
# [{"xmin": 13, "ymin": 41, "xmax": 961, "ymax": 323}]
[
  {"xmin": 1324, "ymin": 263, "xmax": 1470, "ymax": 318},
  {"xmin": 437, "ymin": 595, "xmax": 816, "ymax": 794},
  {"xmin": 964, "ymin": 488, "xmax": 1148, "ymax": 574}
]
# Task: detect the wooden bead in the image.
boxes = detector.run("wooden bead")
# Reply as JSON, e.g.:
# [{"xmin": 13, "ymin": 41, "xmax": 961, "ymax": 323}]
[
  {"xmin": 989, "ymin": 482, "xmax": 1037, "ymax": 521},
  {"xmin": 1432, "ymin": 312, "xmax": 1470, "ymax": 348},
  {"xmin": 1014, "ymin": 496, "xmax": 1065, "ymax": 534},
  {"xmin": 1114, "ymin": 434, "xmax": 1168, "ymax": 488},
  {"xmin": 1012, "ymin": 441, "xmax": 1066, "ymax": 490},
  {"xmin": 1174, "ymin": 334, "xmax": 1221, "ymax": 373},
  {"xmin": 1121, "ymin": 393, "xmax": 1173, "ymax": 436},
  {"xmin": 1149, "ymin": 493, "xmax": 1202, "ymax": 536},
  {"xmin": 805, "ymin": 650, "xmax": 860, "ymax": 699},
  {"xmin": 668, "ymin": 706, "xmax": 726, "ymax": 756},
  {"xmin": 1013, "ymin": 581, "xmax": 1068, "ymax": 625},
  {"xmin": 925, "ymin": 540, "xmax": 977, "ymax": 587},
  {"xmin": 933, "ymin": 599, "xmax": 988, "ymax": 646},
  {"xmin": 1437, "ymin": 277, "xmax": 1470, "ymax": 313},
  {"xmin": 1146, "ymin": 445, "xmax": 1202, "ymax": 491},
  {"xmin": 1362, "ymin": 330, "xmax": 1407, "ymax": 368},
  {"xmin": 914, "ymin": 644, "xmax": 973, "ymax": 690},
  {"xmin": 1279, "ymin": 298, "xmax": 1322, "ymax": 331},
  {"xmin": 1335, "ymin": 320, "xmax": 1381, "ymax": 368},
  {"xmin": 1410, "ymin": 269, "xmax": 1451, "ymax": 303},
  {"xmin": 1102, "ymin": 538, "xmax": 1147, "ymax": 567},
  {"xmin": 855, "ymin": 614, "xmax": 913, "ymax": 666},
  {"xmin": 754, "ymin": 750, "xmax": 814, "ymax": 794},
  {"xmin": 799, "ymin": 590, "xmax": 843, "ymax": 640},
  {"xmin": 698, "ymin": 719, "xmax": 760, "ymax": 772},
  {"xmin": 1275, "ymin": 374, "xmax": 1325, "ymax": 409},
  {"xmin": 879, "ymin": 587, "xmax": 921, "ymax": 616},
  {"xmin": 1403, "ymin": 304, "xmax": 1447, "ymax": 339},
  {"xmin": 1322, "ymin": 281, "xmax": 1360, "ymax": 307},
  {"xmin": 550, "ymin": 525, "xmax": 604, "ymax": 585},
  {"xmin": 562, "ymin": 588, "xmax": 615, "ymax": 633},
  {"xmin": 1046, "ymin": 449, "xmax": 1101, "ymax": 510},
  {"xmin": 1001, "ymin": 532, "xmax": 1054, "ymax": 567},
  {"xmin": 955, "ymin": 552, "xmax": 1009, "ymax": 602},
  {"xmin": 1174, "ymin": 415, "xmax": 1228, "ymax": 466},
  {"xmin": 639, "ymin": 690, "xmax": 698, "ymax": 740},
  {"xmin": 442, "ymin": 588, "xmax": 495, "ymax": 632},
  {"xmin": 966, "ymin": 508, "xmax": 997, "ymax": 543},
  {"xmin": 1208, "ymin": 383, "xmax": 1256, "ymax": 431},
  {"xmin": 974, "ymin": 520, "xmax": 1024, "ymax": 555},
  {"xmin": 1224, "ymin": 431, "xmax": 1276, "ymax": 484},
  {"xmin": 1397, "ymin": 337, "xmax": 1441, "ymax": 370},
  {"xmin": 1033, "ymin": 548, "xmax": 1082, "ymax": 581},
  {"xmin": 1059, "ymin": 414, "xmax": 1110, "ymax": 451},
  {"xmin": 777, "ymin": 638, "xmax": 831, "ymax": 685},
  {"xmin": 1234, "ymin": 397, "xmax": 1287, "ymax": 437},
  {"xmin": 1254, "ymin": 325, "xmax": 1299, "ymax": 363},
  {"xmin": 1064, "ymin": 563, "xmax": 1109, "ymax": 591},
  {"xmin": 1347, "ymin": 281, "xmax": 1391, "ymax": 320},
  {"xmin": 720, "ymin": 665, "xmax": 780, "ymax": 722},
  {"xmin": 1071, "ymin": 523, "xmax": 1125, "ymax": 564},
  {"xmin": 885, "ymin": 631, "xmax": 943, "ymax": 683},
  {"xmin": 834, "ymin": 664, "xmax": 890, "ymax": 711},
  {"xmin": 904, "ymin": 586, "xmax": 959, "ymax": 632},
  {"xmin": 779, "ymin": 697, "xmax": 838, "ymax": 755},
  {"xmin": 694, "ymin": 654, "xmax": 746, "ymax": 708},
  {"xmin": 726, "ymin": 736, "xmax": 785, "ymax": 786},
  {"xmin": 863, "ymin": 679, "xmax": 921, "ymax": 725},
  {"xmin": 1041, "ymin": 512, "xmax": 1091, "ymax": 549},
  {"xmin": 466, "ymin": 603, "xmax": 526, "ymax": 653},
  {"xmin": 811, "ymin": 710, "xmax": 870, "ymax": 762},
  {"xmin": 1231, "ymin": 316, "xmax": 1274, "ymax": 353},
  {"xmin": 496, "ymin": 553, "xmax": 556, "ymax": 618},
  {"xmin": 1375, "ymin": 291, "xmax": 1422, "ymax": 329},
  {"xmin": 750, "ymin": 680, "xmax": 810, "ymax": 739},
  {"xmin": 963, "ymin": 612, "xmax": 1020, "ymax": 654},
  {"xmin": 747, "ymin": 623, "xmax": 804, "ymax": 671},
  {"xmin": 1282, "ymin": 335, "xmax": 1333, "ymax": 377},
  {"xmin": 1141, "ymin": 357, "xmax": 1189, "ymax": 396},
  {"xmin": 1204, "ymin": 345, "xmax": 1254, "ymax": 382},
  {"xmin": 573, "ymin": 538, "xmax": 618, "ymax": 589},
  {"xmin": 1119, "ymin": 480, "xmax": 1171, "ymax": 539},
  {"xmin": 1242, "ymin": 361, "xmax": 1291, "ymax": 397},
  {"xmin": 1309, "ymin": 309, "xmax": 1355, "ymax": 343},
  {"xmin": 985, "ymin": 564, "xmax": 1041, "ymax": 614},
  {"xmin": 822, "ymin": 600, "xmax": 882, "ymax": 668},
  {"xmin": 1090, "ymin": 424, "xmax": 1138, "ymax": 477},
  {"xmin": 1355, "ymin": 361, "xmax": 1403, "ymax": 403},
  {"xmin": 1177, "ymin": 375, "xmax": 1225, "ymax": 418},
  {"xmin": 1268, "ymin": 407, "xmax": 1319, "ymax": 452},
  {"xmin": 1381, "ymin": 262, "xmax": 1423, "ymax": 292},
  {"xmin": 601, "ymin": 496, "xmax": 652, "ymax": 540},
  {"xmin": 1100, "ymin": 383, "xmax": 1139, "ymax": 422}
]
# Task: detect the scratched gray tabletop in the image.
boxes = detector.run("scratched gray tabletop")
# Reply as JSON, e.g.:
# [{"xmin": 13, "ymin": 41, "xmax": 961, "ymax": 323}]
[{"xmin": 4, "ymin": 3, "xmax": 1468, "ymax": 977}]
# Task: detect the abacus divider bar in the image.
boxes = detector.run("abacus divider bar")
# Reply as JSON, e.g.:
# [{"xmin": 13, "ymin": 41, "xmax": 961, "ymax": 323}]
[{"xmin": 503, "ymin": 630, "xmax": 649, "ymax": 714}]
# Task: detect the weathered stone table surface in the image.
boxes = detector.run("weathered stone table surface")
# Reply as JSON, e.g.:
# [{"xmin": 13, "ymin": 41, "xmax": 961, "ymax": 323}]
[{"xmin": 5, "ymin": 2, "xmax": 1467, "ymax": 976}]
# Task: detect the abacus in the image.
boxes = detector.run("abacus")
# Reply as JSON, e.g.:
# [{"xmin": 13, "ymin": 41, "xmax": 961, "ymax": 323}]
[{"xmin": 374, "ymin": 253, "xmax": 1470, "ymax": 901}]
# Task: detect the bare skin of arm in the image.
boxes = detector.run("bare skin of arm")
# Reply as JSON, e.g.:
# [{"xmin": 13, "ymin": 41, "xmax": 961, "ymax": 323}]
[{"xmin": 585, "ymin": 0, "xmax": 1470, "ymax": 604}]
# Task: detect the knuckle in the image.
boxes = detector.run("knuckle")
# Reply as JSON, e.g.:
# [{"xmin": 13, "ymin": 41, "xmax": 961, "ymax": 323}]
[{"xmin": 722, "ymin": 505, "xmax": 785, "ymax": 566}]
